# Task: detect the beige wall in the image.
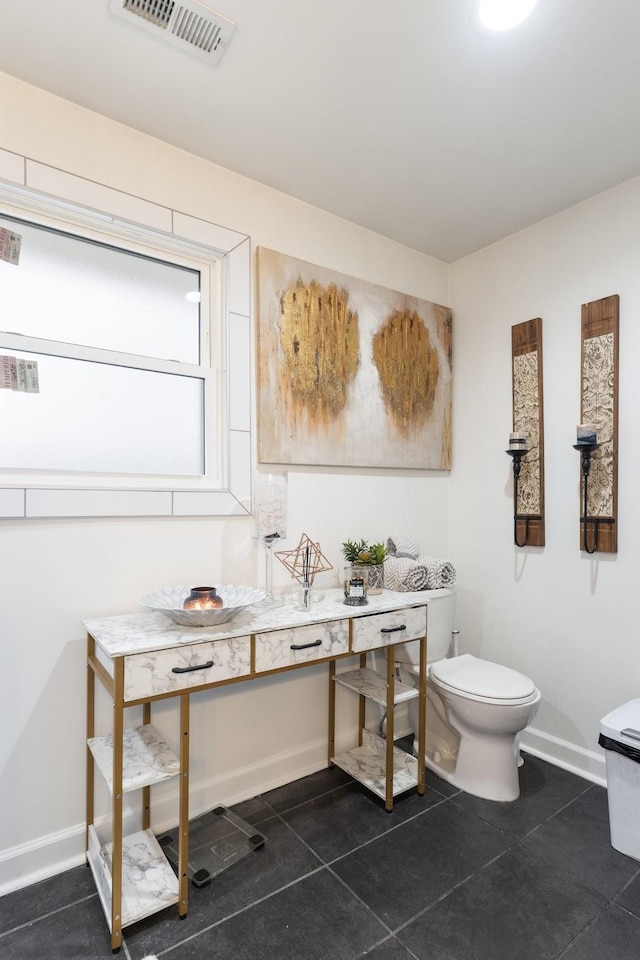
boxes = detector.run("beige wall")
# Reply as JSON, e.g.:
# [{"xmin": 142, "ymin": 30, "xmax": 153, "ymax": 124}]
[{"xmin": 0, "ymin": 72, "xmax": 451, "ymax": 892}]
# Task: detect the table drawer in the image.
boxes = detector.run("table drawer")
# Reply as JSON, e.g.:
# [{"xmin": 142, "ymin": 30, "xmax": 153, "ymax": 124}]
[
  {"xmin": 123, "ymin": 636, "xmax": 251, "ymax": 701},
  {"xmin": 254, "ymin": 619, "xmax": 349, "ymax": 672},
  {"xmin": 351, "ymin": 606, "xmax": 427, "ymax": 653}
]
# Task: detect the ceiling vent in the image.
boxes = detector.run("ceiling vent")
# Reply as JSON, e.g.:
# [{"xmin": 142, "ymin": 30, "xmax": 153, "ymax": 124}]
[{"xmin": 108, "ymin": 0, "xmax": 237, "ymax": 65}]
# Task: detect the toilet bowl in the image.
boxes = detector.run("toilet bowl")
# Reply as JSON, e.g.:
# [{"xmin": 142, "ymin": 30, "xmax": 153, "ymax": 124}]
[
  {"xmin": 376, "ymin": 590, "xmax": 541, "ymax": 802},
  {"xmin": 420, "ymin": 654, "xmax": 540, "ymax": 801}
]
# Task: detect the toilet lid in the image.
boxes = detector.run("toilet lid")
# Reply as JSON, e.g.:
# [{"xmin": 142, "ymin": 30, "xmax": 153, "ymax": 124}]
[{"xmin": 431, "ymin": 654, "xmax": 536, "ymax": 700}]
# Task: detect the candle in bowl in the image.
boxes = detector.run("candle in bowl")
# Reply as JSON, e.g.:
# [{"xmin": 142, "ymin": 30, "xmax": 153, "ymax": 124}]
[{"xmin": 183, "ymin": 586, "xmax": 223, "ymax": 610}]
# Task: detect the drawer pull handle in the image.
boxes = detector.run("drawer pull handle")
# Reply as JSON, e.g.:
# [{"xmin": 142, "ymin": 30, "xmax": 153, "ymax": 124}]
[
  {"xmin": 171, "ymin": 660, "xmax": 214, "ymax": 674},
  {"xmin": 381, "ymin": 625, "xmax": 407, "ymax": 634},
  {"xmin": 290, "ymin": 639, "xmax": 322, "ymax": 651}
]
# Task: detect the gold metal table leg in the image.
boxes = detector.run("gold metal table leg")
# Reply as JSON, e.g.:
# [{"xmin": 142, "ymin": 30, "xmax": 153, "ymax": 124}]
[
  {"xmin": 417, "ymin": 634, "xmax": 427, "ymax": 796},
  {"xmin": 178, "ymin": 694, "xmax": 190, "ymax": 918},
  {"xmin": 359, "ymin": 652, "xmax": 367, "ymax": 747},
  {"xmin": 328, "ymin": 660, "xmax": 336, "ymax": 766},
  {"xmin": 385, "ymin": 647, "xmax": 395, "ymax": 812},
  {"xmin": 141, "ymin": 701, "xmax": 151, "ymax": 831},
  {"xmin": 110, "ymin": 658, "xmax": 125, "ymax": 952}
]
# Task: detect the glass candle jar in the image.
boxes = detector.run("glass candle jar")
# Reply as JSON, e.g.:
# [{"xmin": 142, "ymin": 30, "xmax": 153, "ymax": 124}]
[
  {"xmin": 183, "ymin": 586, "xmax": 223, "ymax": 610},
  {"xmin": 343, "ymin": 566, "xmax": 369, "ymax": 605}
]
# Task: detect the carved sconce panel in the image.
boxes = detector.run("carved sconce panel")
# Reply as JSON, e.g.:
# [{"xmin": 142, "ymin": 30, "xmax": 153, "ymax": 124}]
[
  {"xmin": 579, "ymin": 295, "xmax": 619, "ymax": 553},
  {"xmin": 511, "ymin": 318, "xmax": 545, "ymax": 547}
]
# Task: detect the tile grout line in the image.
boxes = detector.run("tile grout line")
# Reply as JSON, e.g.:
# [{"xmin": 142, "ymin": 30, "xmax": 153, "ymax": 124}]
[
  {"xmin": 257, "ymin": 779, "xmax": 355, "ymax": 818},
  {"xmin": 555, "ymin": 900, "xmax": 613, "ymax": 959},
  {"xmin": 0, "ymin": 891, "xmax": 99, "ymax": 940},
  {"xmin": 518, "ymin": 781, "xmax": 596, "ymax": 842},
  {"xmin": 148, "ymin": 861, "xmax": 329, "ymax": 958},
  {"xmin": 448, "ymin": 779, "xmax": 595, "ymax": 848},
  {"xmin": 146, "ymin": 793, "xmax": 452, "ymax": 959}
]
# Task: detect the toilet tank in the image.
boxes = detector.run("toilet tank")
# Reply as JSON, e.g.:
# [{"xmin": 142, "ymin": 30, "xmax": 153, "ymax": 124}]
[{"xmin": 394, "ymin": 589, "xmax": 456, "ymax": 667}]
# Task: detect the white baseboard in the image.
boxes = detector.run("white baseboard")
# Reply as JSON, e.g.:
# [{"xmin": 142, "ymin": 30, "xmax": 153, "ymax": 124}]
[
  {"xmin": 0, "ymin": 823, "xmax": 89, "ymax": 899},
  {"xmin": 520, "ymin": 725, "xmax": 606, "ymax": 787}
]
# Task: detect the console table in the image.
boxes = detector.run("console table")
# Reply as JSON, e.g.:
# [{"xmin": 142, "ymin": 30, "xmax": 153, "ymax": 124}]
[{"xmin": 85, "ymin": 588, "xmax": 440, "ymax": 951}]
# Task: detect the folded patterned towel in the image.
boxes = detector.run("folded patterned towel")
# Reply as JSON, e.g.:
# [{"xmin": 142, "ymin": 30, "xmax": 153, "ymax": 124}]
[
  {"xmin": 384, "ymin": 556, "xmax": 429, "ymax": 591},
  {"xmin": 418, "ymin": 555, "xmax": 457, "ymax": 589},
  {"xmin": 386, "ymin": 535, "xmax": 421, "ymax": 560},
  {"xmin": 384, "ymin": 555, "xmax": 456, "ymax": 592}
]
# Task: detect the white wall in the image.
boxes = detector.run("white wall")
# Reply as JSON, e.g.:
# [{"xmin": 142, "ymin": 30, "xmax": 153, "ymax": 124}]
[
  {"xmin": 449, "ymin": 176, "xmax": 640, "ymax": 782},
  {"xmin": 0, "ymin": 73, "xmax": 451, "ymax": 892}
]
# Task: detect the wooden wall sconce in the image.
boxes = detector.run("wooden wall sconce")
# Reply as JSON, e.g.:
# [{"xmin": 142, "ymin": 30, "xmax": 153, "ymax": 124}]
[
  {"xmin": 508, "ymin": 318, "xmax": 545, "ymax": 547},
  {"xmin": 574, "ymin": 295, "xmax": 619, "ymax": 554}
]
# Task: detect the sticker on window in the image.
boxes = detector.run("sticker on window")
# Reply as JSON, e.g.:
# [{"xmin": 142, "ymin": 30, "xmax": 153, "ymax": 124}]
[
  {"xmin": 0, "ymin": 227, "xmax": 22, "ymax": 265},
  {"xmin": 16, "ymin": 359, "xmax": 40, "ymax": 393},
  {"xmin": 0, "ymin": 355, "xmax": 39, "ymax": 392},
  {"xmin": 1, "ymin": 354, "xmax": 18, "ymax": 389}
]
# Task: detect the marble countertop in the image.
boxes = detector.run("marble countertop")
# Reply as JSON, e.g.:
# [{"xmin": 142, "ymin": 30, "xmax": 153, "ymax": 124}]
[{"xmin": 84, "ymin": 587, "xmax": 452, "ymax": 658}]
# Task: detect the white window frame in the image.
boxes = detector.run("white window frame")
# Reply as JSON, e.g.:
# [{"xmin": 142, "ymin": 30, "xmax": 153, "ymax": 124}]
[{"xmin": 0, "ymin": 152, "xmax": 252, "ymax": 520}]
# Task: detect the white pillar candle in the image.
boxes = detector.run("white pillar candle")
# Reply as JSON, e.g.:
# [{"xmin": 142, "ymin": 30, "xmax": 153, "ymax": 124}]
[
  {"xmin": 508, "ymin": 432, "xmax": 527, "ymax": 450},
  {"xmin": 576, "ymin": 424, "xmax": 597, "ymax": 444}
]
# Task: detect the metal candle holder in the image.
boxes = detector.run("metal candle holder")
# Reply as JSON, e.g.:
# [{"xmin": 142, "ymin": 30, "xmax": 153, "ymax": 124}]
[
  {"xmin": 572, "ymin": 441, "xmax": 611, "ymax": 554},
  {"xmin": 506, "ymin": 446, "xmax": 531, "ymax": 547}
]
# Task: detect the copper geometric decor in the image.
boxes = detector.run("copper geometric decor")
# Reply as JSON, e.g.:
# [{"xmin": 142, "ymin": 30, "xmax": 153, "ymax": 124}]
[{"xmin": 275, "ymin": 532, "xmax": 334, "ymax": 586}]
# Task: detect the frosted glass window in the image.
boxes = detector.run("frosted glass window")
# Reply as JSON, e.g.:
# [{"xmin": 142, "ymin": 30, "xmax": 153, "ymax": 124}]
[
  {"xmin": 0, "ymin": 214, "xmax": 200, "ymax": 363},
  {"xmin": 0, "ymin": 204, "xmax": 218, "ymax": 486},
  {"xmin": 0, "ymin": 351, "xmax": 204, "ymax": 475}
]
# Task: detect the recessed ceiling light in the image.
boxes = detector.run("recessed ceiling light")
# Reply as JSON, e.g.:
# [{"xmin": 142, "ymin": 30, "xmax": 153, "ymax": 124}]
[{"xmin": 477, "ymin": 0, "xmax": 538, "ymax": 32}]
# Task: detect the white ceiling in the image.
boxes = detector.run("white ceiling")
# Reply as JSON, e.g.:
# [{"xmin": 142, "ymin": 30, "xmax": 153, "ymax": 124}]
[{"xmin": 1, "ymin": 0, "xmax": 640, "ymax": 262}]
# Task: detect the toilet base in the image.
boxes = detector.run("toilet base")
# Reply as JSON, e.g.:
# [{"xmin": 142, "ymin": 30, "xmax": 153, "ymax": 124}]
[
  {"xmin": 456, "ymin": 725, "xmax": 523, "ymax": 801},
  {"xmin": 425, "ymin": 744, "xmax": 524, "ymax": 803},
  {"xmin": 420, "ymin": 745, "xmax": 521, "ymax": 801},
  {"xmin": 401, "ymin": 655, "xmax": 540, "ymax": 804},
  {"xmin": 409, "ymin": 690, "xmax": 525, "ymax": 802}
]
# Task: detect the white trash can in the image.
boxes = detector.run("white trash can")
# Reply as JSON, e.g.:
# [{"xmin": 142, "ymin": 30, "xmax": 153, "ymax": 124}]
[{"xmin": 599, "ymin": 698, "xmax": 640, "ymax": 861}]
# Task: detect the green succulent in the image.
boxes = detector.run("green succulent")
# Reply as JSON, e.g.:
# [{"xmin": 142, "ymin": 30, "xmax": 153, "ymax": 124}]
[
  {"xmin": 342, "ymin": 539, "xmax": 387, "ymax": 565},
  {"xmin": 367, "ymin": 542, "xmax": 388, "ymax": 564}
]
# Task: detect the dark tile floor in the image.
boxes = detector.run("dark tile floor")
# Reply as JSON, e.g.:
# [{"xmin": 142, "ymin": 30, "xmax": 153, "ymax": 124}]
[{"xmin": 2, "ymin": 747, "xmax": 640, "ymax": 960}]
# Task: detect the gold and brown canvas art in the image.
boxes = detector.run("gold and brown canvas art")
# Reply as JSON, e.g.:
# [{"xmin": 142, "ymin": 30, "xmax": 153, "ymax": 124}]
[{"xmin": 256, "ymin": 247, "xmax": 452, "ymax": 469}]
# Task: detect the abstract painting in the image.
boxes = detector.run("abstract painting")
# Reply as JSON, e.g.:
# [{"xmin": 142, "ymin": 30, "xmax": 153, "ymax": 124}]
[{"xmin": 256, "ymin": 248, "xmax": 452, "ymax": 469}]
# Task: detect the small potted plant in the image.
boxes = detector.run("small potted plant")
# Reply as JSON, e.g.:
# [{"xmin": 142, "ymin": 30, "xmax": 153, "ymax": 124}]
[{"xmin": 341, "ymin": 538, "xmax": 387, "ymax": 594}]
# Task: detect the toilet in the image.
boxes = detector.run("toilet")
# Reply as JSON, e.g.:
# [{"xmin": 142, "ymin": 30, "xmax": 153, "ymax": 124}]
[{"xmin": 382, "ymin": 590, "xmax": 541, "ymax": 802}]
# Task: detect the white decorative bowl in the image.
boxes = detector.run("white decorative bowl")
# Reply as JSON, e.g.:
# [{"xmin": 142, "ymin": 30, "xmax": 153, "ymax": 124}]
[{"xmin": 138, "ymin": 585, "xmax": 265, "ymax": 627}]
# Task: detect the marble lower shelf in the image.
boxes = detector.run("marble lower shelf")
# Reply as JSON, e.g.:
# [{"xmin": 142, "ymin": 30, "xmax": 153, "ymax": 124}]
[
  {"xmin": 331, "ymin": 728, "xmax": 419, "ymax": 801},
  {"xmin": 88, "ymin": 724, "xmax": 180, "ymax": 793},
  {"xmin": 333, "ymin": 666, "xmax": 418, "ymax": 706},
  {"xmin": 87, "ymin": 824, "xmax": 179, "ymax": 930}
]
